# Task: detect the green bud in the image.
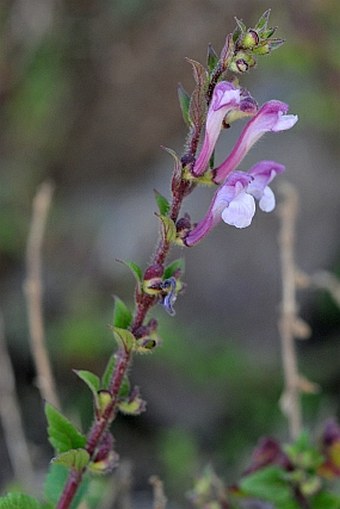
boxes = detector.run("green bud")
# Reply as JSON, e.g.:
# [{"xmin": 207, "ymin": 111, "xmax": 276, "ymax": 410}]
[
  {"xmin": 239, "ymin": 29, "xmax": 259, "ymax": 50},
  {"xmin": 253, "ymin": 42, "xmax": 271, "ymax": 56},
  {"xmin": 97, "ymin": 390, "xmax": 113, "ymax": 417},
  {"xmin": 89, "ymin": 450, "xmax": 119, "ymax": 475},
  {"xmin": 143, "ymin": 264, "xmax": 163, "ymax": 295},
  {"xmin": 230, "ymin": 52, "xmax": 256, "ymax": 73},
  {"xmin": 207, "ymin": 43, "xmax": 219, "ymax": 72}
]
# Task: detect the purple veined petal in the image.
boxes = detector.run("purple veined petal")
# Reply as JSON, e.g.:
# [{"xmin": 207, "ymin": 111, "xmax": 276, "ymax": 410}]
[
  {"xmin": 213, "ymin": 101, "xmax": 298, "ymax": 184},
  {"xmin": 192, "ymin": 82, "xmax": 241, "ymax": 176},
  {"xmin": 221, "ymin": 189, "xmax": 256, "ymax": 228}
]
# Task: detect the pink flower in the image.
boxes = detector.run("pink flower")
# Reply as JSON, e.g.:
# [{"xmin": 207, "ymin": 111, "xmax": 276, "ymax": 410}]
[
  {"xmin": 247, "ymin": 160, "xmax": 285, "ymax": 212},
  {"xmin": 213, "ymin": 100, "xmax": 298, "ymax": 184},
  {"xmin": 192, "ymin": 82, "xmax": 245, "ymax": 176},
  {"xmin": 185, "ymin": 161, "xmax": 285, "ymax": 246}
]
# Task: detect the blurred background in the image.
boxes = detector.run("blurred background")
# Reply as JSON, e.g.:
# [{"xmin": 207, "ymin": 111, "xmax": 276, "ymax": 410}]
[{"xmin": 0, "ymin": 0, "xmax": 340, "ymax": 505}]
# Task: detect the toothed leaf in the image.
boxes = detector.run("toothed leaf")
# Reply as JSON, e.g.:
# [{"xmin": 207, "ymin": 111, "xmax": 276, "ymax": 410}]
[
  {"xmin": 45, "ymin": 403, "xmax": 86, "ymax": 454},
  {"xmin": 52, "ymin": 449, "xmax": 90, "ymax": 471},
  {"xmin": 0, "ymin": 493, "xmax": 42, "ymax": 509},
  {"xmin": 113, "ymin": 296, "xmax": 132, "ymax": 329}
]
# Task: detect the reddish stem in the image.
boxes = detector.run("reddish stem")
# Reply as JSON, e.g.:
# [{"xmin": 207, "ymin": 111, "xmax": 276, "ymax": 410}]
[
  {"xmin": 57, "ymin": 350, "xmax": 131, "ymax": 509},
  {"xmin": 56, "ymin": 61, "xmax": 214, "ymax": 508},
  {"xmin": 56, "ymin": 470, "xmax": 83, "ymax": 509}
]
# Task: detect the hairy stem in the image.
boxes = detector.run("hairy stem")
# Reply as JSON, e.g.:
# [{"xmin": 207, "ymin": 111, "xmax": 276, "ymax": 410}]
[{"xmin": 56, "ymin": 44, "xmax": 222, "ymax": 506}]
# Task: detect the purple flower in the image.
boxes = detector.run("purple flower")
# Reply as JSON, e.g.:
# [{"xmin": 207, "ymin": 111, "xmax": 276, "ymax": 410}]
[
  {"xmin": 247, "ymin": 160, "xmax": 285, "ymax": 212},
  {"xmin": 185, "ymin": 161, "xmax": 284, "ymax": 246},
  {"xmin": 213, "ymin": 100, "xmax": 298, "ymax": 184},
  {"xmin": 192, "ymin": 82, "xmax": 242, "ymax": 177}
]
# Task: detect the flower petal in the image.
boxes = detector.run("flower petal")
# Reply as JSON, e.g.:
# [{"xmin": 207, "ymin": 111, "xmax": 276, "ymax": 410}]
[
  {"xmin": 247, "ymin": 160, "xmax": 284, "ymax": 212},
  {"xmin": 192, "ymin": 82, "xmax": 241, "ymax": 176},
  {"xmin": 213, "ymin": 101, "xmax": 297, "ymax": 184},
  {"xmin": 258, "ymin": 185, "xmax": 276, "ymax": 212},
  {"xmin": 221, "ymin": 190, "xmax": 256, "ymax": 228}
]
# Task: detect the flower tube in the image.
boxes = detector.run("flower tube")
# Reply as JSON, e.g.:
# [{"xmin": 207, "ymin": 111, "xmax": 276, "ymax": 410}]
[
  {"xmin": 213, "ymin": 100, "xmax": 297, "ymax": 184},
  {"xmin": 192, "ymin": 82, "xmax": 241, "ymax": 176},
  {"xmin": 186, "ymin": 160, "xmax": 285, "ymax": 246},
  {"xmin": 185, "ymin": 172, "xmax": 255, "ymax": 246}
]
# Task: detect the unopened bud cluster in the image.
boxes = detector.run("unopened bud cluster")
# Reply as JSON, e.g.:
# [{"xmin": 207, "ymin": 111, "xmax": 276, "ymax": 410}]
[{"xmin": 229, "ymin": 9, "xmax": 284, "ymax": 73}]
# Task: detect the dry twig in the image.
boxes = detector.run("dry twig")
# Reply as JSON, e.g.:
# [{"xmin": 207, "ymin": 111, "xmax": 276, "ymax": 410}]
[
  {"xmin": 277, "ymin": 182, "xmax": 304, "ymax": 439},
  {"xmin": 149, "ymin": 475, "xmax": 167, "ymax": 509},
  {"xmin": 23, "ymin": 181, "xmax": 60, "ymax": 408},
  {"xmin": 0, "ymin": 311, "xmax": 34, "ymax": 485}
]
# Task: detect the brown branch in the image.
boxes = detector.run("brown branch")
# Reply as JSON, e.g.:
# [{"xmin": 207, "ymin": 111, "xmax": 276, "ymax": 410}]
[
  {"xmin": 0, "ymin": 311, "xmax": 34, "ymax": 485},
  {"xmin": 277, "ymin": 182, "xmax": 303, "ymax": 439},
  {"xmin": 23, "ymin": 181, "xmax": 60, "ymax": 409},
  {"xmin": 149, "ymin": 475, "xmax": 167, "ymax": 509}
]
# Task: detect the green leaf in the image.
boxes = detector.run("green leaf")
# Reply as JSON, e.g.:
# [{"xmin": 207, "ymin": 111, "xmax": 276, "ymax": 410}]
[
  {"xmin": 0, "ymin": 493, "xmax": 41, "ymax": 509},
  {"xmin": 161, "ymin": 146, "xmax": 182, "ymax": 184},
  {"xmin": 234, "ymin": 16, "xmax": 247, "ymax": 34},
  {"xmin": 45, "ymin": 403, "xmax": 86, "ymax": 454},
  {"xmin": 240, "ymin": 466, "xmax": 299, "ymax": 508},
  {"xmin": 186, "ymin": 58, "xmax": 208, "ymax": 130},
  {"xmin": 188, "ymin": 87, "xmax": 207, "ymax": 132},
  {"xmin": 44, "ymin": 463, "xmax": 89, "ymax": 509},
  {"xmin": 177, "ymin": 83, "xmax": 191, "ymax": 126},
  {"xmin": 255, "ymin": 9, "xmax": 271, "ymax": 32},
  {"xmin": 158, "ymin": 214, "xmax": 177, "ymax": 243},
  {"xmin": 207, "ymin": 43, "xmax": 219, "ymax": 72},
  {"xmin": 164, "ymin": 258, "xmax": 185, "ymax": 279},
  {"xmin": 74, "ymin": 370, "xmax": 100, "ymax": 400},
  {"xmin": 113, "ymin": 296, "xmax": 132, "ymax": 329},
  {"xmin": 112, "ymin": 326, "xmax": 136, "ymax": 352},
  {"xmin": 101, "ymin": 354, "xmax": 116, "ymax": 390},
  {"xmin": 118, "ymin": 259, "xmax": 143, "ymax": 284},
  {"xmin": 52, "ymin": 449, "xmax": 90, "ymax": 471},
  {"xmin": 311, "ymin": 491, "xmax": 340, "ymax": 509},
  {"xmin": 284, "ymin": 431, "xmax": 323, "ymax": 470},
  {"xmin": 154, "ymin": 190, "xmax": 170, "ymax": 216},
  {"xmin": 186, "ymin": 58, "xmax": 208, "ymax": 87}
]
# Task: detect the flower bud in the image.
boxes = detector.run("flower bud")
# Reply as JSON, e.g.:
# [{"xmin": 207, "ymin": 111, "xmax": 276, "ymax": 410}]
[
  {"xmin": 176, "ymin": 215, "xmax": 192, "ymax": 240},
  {"xmin": 143, "ymin": 264, "xmax": 163, "ymax": 295},
  {"xmin": 90, "ymin": 434, "xmax": 119, "ymax": 475},
  {"xmin": 230, "ymin": 52, "xmax": 256, "ymax": 73},
  {"xmin": 96, "ymin": 390, "xmax": 113, "ymax": 418},
  {"xmin": 238, "ymin": 29, "xmax": 259, "ymax": 49}
]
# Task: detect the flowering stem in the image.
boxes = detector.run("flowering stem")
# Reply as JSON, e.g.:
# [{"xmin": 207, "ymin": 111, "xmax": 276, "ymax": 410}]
[
  {"xmin": 56, "ymin": 470, "xmax": 83, "ymax": 509},
  {"xmin": 57, "ymin": 349, "xmax": 131, "ymax": 509},
  {"xmin": 56, "ymin": 98, "xmax": 204, "ymax": 509}
]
